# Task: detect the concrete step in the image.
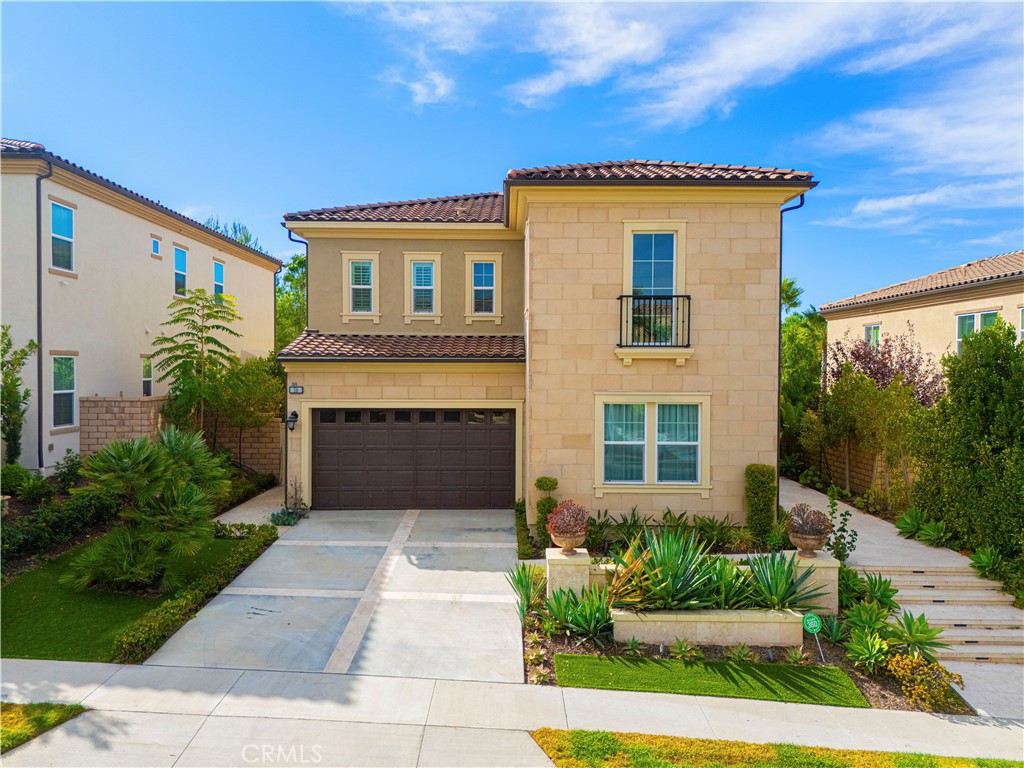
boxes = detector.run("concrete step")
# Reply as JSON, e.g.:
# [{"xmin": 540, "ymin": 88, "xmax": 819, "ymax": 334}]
[
  {"xmin": 941, "ymin": 628, "xmax": 1024, "ymax": 646},
  {"xmin": 896, "ymin": 589, "xmax": 1016, "ymax": 606},
  {"xmin": 886, "ymin": 576, "xmax": 1003, "ymax": 591},
  {"xmin": 937, "ymin": 645, "xmax": 1024, "ymax": 664},
  {"xmin": 911, "ymin": 604, "xmax": 1024, "ymax": 629},
  {"xmin": 857, "ymin": 564, "xmax": 976, "ymax": 577}
]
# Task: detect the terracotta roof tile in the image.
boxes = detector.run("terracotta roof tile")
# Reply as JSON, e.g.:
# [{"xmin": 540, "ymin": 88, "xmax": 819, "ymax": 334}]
[
  {"xmin": 284, "ymin": 193, "xmax": 504, "ymax": 223},
  {"xmin": 277, "ymin": 332, "xmax": 525, "ymax": 361},
  {"xmin": 506, "ymin": 159, "xmax": 815, "ymax": 183},
  {"xmin": 1, "ymin": 138, "xmax": 281, "ymax": 267},
  {"xmin": 820, "ymin": 251, "xmax": 1024, "ymax": 313}
]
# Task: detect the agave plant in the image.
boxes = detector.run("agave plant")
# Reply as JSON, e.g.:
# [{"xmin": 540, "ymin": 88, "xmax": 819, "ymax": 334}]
[
  {"xmin": 915, "ymin": 520, "xmax": 949, "ymax": 547},
  {"xmin": 613, "ymin": 507, "xmax": 653, "ymax": 543},
  {"xmin": 693, "ymin": 514, "xmax": 737, "ymax": 550},
  {"xmin": 708, "ymin": 556, "xmax": 755, "ymax": 609},
  {"xmin": 821, "ymin": 615, "xmax": 848, "ymax": 644},
  {"xmin": 506, "ymin": 562, "xmax": 547, "ymax": 626},
  {"xmin": 894, "ymin": 508, "xmax": 927, "ymax": 539},
  {"xmin": 746, "ymin": 551, "xmax": 826, "ymax": 611},
  {"xmin": 631, "ymin": 530, "xmax": 717, "ymax": 611},
  {"xmin": 884, "ymin": 611, "xmax": 948, "ymax": 663},
  {"xmin": 845, "ymin": 627, "xmax": 889, "ymax": 675},
  {"xmin": 863, "ymin": 572, "xmax": 900, "ymax": 613},
  {"xmin": 838, "ymin": 565, "xmax": 867, "ymax": 609},
  {"xmin": 544, "ymin": 586, "xmax": 614, "ymax": 646},
  {"xmin": 845, "ymin": 600, "xmax": 891, "ymax": 631},
  {"xmin": 970, "ymin": 546, "xmax": 1003, "ymax": 579}
]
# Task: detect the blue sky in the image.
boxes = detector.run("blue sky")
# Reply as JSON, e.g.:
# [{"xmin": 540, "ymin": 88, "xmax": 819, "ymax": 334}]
[{"xmin": 3, "ymin": 2, "xmax": 1022, "ymax": 308}]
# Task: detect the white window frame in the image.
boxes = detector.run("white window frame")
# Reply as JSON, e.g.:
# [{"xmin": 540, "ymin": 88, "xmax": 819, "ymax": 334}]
[
  {"xmin": 403, "ymin": 252, "xmax": 442, "ymax": 324},
  {"xmin": 602, "ymin": 403, "xmax": 647, "ymax": 484},
  {"xmin": 142, "ymin": 356, "xmax": 153, "ymax": 397},
  {"xmin": 594, "ymin": 392, "xmax": 712, "ymax": 499},
  {"xmin": 655, "ymin": 404, "xmax": 700, "ymax": 485},
  {"xmin": 864, "ymin": 324, "xmax": 880, "ymax": 348},
  {"xmin": 52, "ymin": 355, "xmax": 76, "ymax": 429},
  {"xmin": 151, "ymin": 236, "xmax": 161, "ymax": 259},
  {"xmin": 350, "ymin": 261, "xmax": 373, "ymax": 313},
  {"xmin": 174, "ymin": 246, "xmax": 188, "ymax": 296},
  {"xmin": 464, "ymin": 252, "xmax": 503, "ymax": 324},
  {"xmin": 341, "ymin": 251, "xmax": 381, "ymax": 323},
  {"xmin": 50, "ymin": 201, "xmax": 75, "ymax": 272},
  {"xmin": 956, "ymin": 310, "xmax": 999, "ymax": 354},
  {"xmin": 213, "ymin": 260, "xmax": 225, "ymax": 298},
  {"xmin": 1019, "ymin": 307, "xmax": 1023, "ymax": 342}
]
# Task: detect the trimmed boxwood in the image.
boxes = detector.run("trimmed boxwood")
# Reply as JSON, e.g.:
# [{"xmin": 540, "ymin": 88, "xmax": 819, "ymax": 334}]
[
  {"xmin": 534, "ymin": 476, "xmax": 558, "ymax": 550},
  {"xmin": 1, "ymin": 492, "xmax": 119, "ymax": 560},
  {"xmin": 744, "ymin": 464, "xmax": 776, "ymax": 543},
  {"xmin": 112, "ymin": 522, "xmax": 278, "ymax": 663},
  {"xmin": 514, "ymin": 497, "xmax": 535, "ymax": 559}
]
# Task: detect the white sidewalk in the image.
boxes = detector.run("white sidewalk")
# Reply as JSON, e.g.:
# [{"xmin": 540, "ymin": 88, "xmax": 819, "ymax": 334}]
[{"xmin": 2, "ymin": 659, "xmax": 1022, "ymax": 766}]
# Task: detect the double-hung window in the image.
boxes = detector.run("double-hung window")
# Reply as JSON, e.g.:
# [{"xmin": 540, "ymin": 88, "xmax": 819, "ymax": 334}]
[
  {"xmin": 174, "ymin": 247, "xmax": 188, "ymax": 295},
  {"xmin": 53, "ymin": 357, "xmax": 75, "ymax": 428},
  {"xmin": 603, "ymin": 404, "xmax": 646, "ymax": 483},
  {"xmin": 142, "ymin": 358, "xmax": 153, "ymax": 397},
  {"xmin": 51, "ymin": 202, "xmax": 74, "ymax": 271},
  {"xmin": 656, "ymin": 404, "xmax": 699, "ymax": 483},
  {"xmin": 472, "ymin": 261, "xmax": 495, "ymax": 314},
  {"xmin": 214, "ymin": 261, "xmax": 225, "ymax": 299},
  {"xmin": 956, "ymin": 311, "xmax": 998, "ymax": 354},
  {"xmin": 411, "ymin": 261, "xmax": 434, "ymax": 314},
  {"xmin": 351, "ymin": 260, "xmax": 373, "ymax": 313},
  {"xmin": 864, "ymin": 324, "xmax": 880, "ymax": 348}
]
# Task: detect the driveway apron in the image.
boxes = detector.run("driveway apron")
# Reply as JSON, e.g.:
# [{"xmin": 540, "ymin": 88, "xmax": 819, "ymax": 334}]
[{"xmin": 146, "ymin": 509, "xmax": 523, "ymax": 683}]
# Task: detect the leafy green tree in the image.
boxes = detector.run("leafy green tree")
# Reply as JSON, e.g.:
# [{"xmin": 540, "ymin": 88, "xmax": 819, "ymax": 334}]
[
  {"xmin": 780, "ymin": 305, "xmax": 826, "ymax": 453},
  {"xmin": 204, "ymin": 217, "xmax": 269, "ymax": 255},
  {"xmin": 152, "ymin": 289, "xmax": 241, "ymax": 431},
  {"xmin": 275, "ymin": 254, "xmax": 306, "ymax": 352},
  {"xmin": 1, "ymin": 325, "xmax": 38, "ymax": 465},
  {"xmin": 215, "ymin": 356, "xmax": 285, "ymax": 469},
  {"xmin": 780, "ymin": 276, "xmax": 804, "ymax": 315}
]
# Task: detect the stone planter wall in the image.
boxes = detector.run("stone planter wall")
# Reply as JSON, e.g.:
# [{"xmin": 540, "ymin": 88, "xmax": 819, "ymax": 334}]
[{"xmin": 612, "ymin": 608, "xmax": 804, "ymax": 646}]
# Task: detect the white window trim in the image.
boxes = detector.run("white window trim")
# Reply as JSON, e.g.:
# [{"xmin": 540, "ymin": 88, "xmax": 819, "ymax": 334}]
[
  {"xmin": 174, "ymin": 246, "xmax": 188, "ymax": 296},
  {"xmin": 594, "ymin": 392, "xmax": 712, "ymax": 499},
  {"xmin": 213, "ymin": 259, "xmax": 225, "ymax": 296},
  {"xmin": 341, "ymin": 251, "xmax": 381, "ymax": 323},
  {"xmin": 621, "ymin": 220, "xmax": 686, "ymax": 296},
  {"xmin": 864, "ymin": 324, "xmax": 880, "ymax": 347},
  {"xmin": 52, "ymin": 355, "xmax": 76, "ymax": 429},
  {"xmin": 602, "ymin": 403, "xmax": 647, "ymax": 485},
  {"xmin": 464, "ymin": 252, "xmax": 503, "ymax": 324},
  {"xmin": 50, "ymin": 201, "xmax": 75, "ymax": 272},
  {"xmin": 403, "ymin": 252, "xmax": 442, "ymax": 324},
  {"xmin": 956, "ymin": 310, "xmax": 999, "ymax": 353},
  {"xmin": 655, "ymin": 403, "xmax": 700, "ymax": 485},
  {"xmin": 142, "ymin": 355, "xmax": 153, "ymax": 397}
]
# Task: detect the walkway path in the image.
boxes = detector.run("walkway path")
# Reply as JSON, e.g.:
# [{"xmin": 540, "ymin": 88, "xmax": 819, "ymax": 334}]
[
  {"xmin": 780, "ymin": 478, "xmax": 1024, "ymax": 720},
  {"xmin": 2, "ymin": 659, "xmax": 1021, "ymax": 766}
]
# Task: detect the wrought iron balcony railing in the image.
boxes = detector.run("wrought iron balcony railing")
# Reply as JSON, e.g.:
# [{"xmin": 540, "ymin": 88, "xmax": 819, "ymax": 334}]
[{"xmin": 618, "ymin": 294, "xmax": 691, "ymax": 348}]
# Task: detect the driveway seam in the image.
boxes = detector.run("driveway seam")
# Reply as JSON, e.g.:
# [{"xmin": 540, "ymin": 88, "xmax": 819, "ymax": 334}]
[{"xmin": 322, "ymin": 509, "xmax": 420, "ymax": 674}]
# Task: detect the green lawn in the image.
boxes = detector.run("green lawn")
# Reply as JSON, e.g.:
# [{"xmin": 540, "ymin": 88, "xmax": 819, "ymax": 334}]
[
  {"xmin": 1, "ymin": 537, "xmax": 242, "ymax": 662},
  {"xmin": 530, "ymin": 729, "xmax": 1023, "ymax": 768},
  {"xmin": 554, "ymin": 654, "xmax": 869, "ymax": 708},
  {"xmin": 1, "ymin": 703, "xmax": 86, "ymax": 753}
]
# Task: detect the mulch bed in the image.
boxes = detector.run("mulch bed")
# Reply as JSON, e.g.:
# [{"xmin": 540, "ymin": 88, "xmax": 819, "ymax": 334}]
[{"xmin": 521, "ymin": 623, "xmax": 974, "ymax": 716}]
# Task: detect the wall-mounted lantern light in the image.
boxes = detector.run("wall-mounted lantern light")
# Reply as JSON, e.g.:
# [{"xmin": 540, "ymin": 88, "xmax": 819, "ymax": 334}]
[
  {"xmin": 288, "ymin": 381, "xmax": 304, "ymax": 395},
  {"xmin": 285, "ymin": 411, "xmax": 299, "ymax": 432}
]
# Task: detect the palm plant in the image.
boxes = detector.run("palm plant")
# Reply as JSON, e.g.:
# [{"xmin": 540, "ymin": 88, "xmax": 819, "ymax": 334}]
[
  {"xmin": 157, "ymin": 425, "xmax": 232, "ymax": 506},
  {"xmin": 746, "ymin": 551, "xmax": 826, "ymax": 611}
]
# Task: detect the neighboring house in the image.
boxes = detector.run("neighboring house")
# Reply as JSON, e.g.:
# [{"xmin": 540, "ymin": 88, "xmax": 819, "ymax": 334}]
[
  {"xmin": 1, "ymin": 138, "xmax": 281, "ymax": 472},
  {"xmin": 820, "ymin": 250, "xmax": 1024, "ymax": 359},
  {"xmin": 280, "ymin": 160, "xmax": 816, "ymax": 520}
]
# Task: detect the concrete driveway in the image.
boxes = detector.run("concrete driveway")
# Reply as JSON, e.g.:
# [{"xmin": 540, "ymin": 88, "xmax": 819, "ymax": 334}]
[{"xmin": 147, "ymin": 508, "xmax": 523, "ymax": 683}]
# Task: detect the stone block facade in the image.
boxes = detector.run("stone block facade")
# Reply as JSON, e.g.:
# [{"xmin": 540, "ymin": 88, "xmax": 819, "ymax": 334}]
[{"xmin": 79, "ymin": 395, "xmax": 167, "ymax": 455}]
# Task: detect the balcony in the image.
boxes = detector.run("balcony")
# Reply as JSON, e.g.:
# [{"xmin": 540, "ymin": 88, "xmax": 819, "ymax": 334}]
[{"xmin": 616, "ymin": 294, "xmax": 694, "ymax": 367}]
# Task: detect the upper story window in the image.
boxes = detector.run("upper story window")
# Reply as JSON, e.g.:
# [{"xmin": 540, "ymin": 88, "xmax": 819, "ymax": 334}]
[
  {"xmin": 412, "ymin": 262, "xmax": 435, "ymax": 314},
  {"xmin": 1019, "ymin": 308, "xmax": 1023, "ymax": 342},
  {"xmin": 174, "ymin": 247, "xmax": 188, "ymax": 295},
  {"xmin": 351, "ymin": 260, "xmax": 373, "ymax": 313},
  {"xmin": 864, "ymin": 324, "xmax": 880, "ymax": 348},
  {"xmin": 472, "ymin": 262, "xmax": 495, "ymax": 313},
  {"xmin": 151, "ymin": 238, "xmax": 161, "ymax": 258},
  {"xmin": 214, "ymin": 261, "xmax": 225, "ymax": 298},
  {"xmin": 53, "ymin": 356, "xmax": 76, "ymax": 428},
  {"xmin": 51, "ymin": 202, "xmax": 74, "ymax": 271},
  {"xmin": 631, "ymin": 233, "xmax": 675, "ymax": 297},
  {"xmin": 142, "ymin": 357, "xmax": 153, "ymax": 397},
  {"xmin": 341, "ymin": 251, "xmax": 380, "ymax": 324},
  {"xmin": 403, "ymin": 252, "xmax": 441, "ymax": 324},
  {"xmin": 464, "ymin": 252, "xmax": 503, "ymax": 325},
  {"xmin": 956, "ymin": 311, "xmax": 998, "ymax": 354}
]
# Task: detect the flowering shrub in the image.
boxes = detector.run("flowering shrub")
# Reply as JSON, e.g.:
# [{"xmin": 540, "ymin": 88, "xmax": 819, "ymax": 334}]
[
  {"xmin": 886, "ymin": 653, "xmax": 964, "ymax": 711},
  {"xmin": 546, "ymin": 500, "xmax": 588, "ymax": 538},
  {"xmin": 787, "ymin": 503, "xmax": 831, "ymax": 537}
]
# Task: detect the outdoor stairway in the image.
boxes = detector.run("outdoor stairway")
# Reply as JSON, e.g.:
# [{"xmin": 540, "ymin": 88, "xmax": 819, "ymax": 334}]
[{"xmin": 857, "ymin": 563, "xmax": 1024, "ymax": 664}]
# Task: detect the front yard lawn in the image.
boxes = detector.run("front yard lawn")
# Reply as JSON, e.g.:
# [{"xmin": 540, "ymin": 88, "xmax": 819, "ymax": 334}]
[
  {"xmin": 530, "ymin": 729, "xmax": 1022, "ymax": 768},
  {"xmin": 1, "ymin": 536, "xmax": 243, "ymax": 662},
  {"xmin": 1, "ymin": 703, "xmax": 86, "ymax": 753},
  {"xmin": 553, "ymin": 654, "xmax": 868, "ymax": 708}
]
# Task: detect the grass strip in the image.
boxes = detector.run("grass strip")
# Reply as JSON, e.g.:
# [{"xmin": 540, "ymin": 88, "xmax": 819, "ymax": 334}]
[
  {"xmin": 554, "ymin": 654, "xmax": 869, "ymax": 708},
  {"xmin": 530, "ymin": 729, "xmax": 1023, "ymax": 768},
  {"xmin": 1, "ymin": 703, "xmax": 86, "ymax": 753}
]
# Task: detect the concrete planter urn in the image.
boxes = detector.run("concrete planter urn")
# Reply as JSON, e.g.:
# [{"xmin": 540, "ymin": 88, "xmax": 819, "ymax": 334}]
[
  {"xmin": 787, "ymin": 503, "xmax": 832, "ymax": 558},
  {"xmin": 550, "ymin": 532, "xmax": 586, "ymax": 556},
  {"xmin": 546, "ymin": 499, "xmax": 589, "ymax": 556},
  {"xmin": 788, "ymin": 532, "xmax": 828, "ymax": 558}
]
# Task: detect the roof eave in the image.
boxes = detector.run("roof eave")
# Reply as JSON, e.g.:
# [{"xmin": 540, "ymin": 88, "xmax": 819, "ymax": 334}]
[
  {"xmin": 276, "ymin": 355, "xmax": 525, "ymax": 363},
  {"xmin": 820, "ymin": 272, "xmax": 1024, "ymax": 316}
]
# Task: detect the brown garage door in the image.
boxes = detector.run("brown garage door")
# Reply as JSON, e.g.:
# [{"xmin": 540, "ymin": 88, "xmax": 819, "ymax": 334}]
[{"xmin": 312, "ymin": 408, "xmax": 515, "ymax": 509}]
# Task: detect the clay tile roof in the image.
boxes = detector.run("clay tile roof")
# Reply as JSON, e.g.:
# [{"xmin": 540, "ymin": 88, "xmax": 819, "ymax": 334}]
[
  {"xmin": 284, "ymin": 193, "xmax": 504, "ymax": 223},
  {"xmin": 505, "ymin": 159, "xmax": 815, "ymax": 184},
  {"xmin": 1, "ymin": 138, "xmax": 281, "ymax": 267},
  {"xmin": 277, "ymin": 332, "xmax": 525, "ymax": 362},
  {"xmin": 820, "ymin": 251, "xmax": 1024, "ymax": 313}
]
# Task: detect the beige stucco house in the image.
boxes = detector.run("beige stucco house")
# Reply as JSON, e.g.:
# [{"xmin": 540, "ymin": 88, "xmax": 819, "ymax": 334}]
[
  {"xmin": 820, "ymin": 250, "xmax": 1024, "ymax": 360},
  {"xmin": 1, "ymin": 138, "xmax": 280, "ymax": 472},
  {"xmin": 280, "ymin": 160, "xmax": 816, "ymax": 521}
]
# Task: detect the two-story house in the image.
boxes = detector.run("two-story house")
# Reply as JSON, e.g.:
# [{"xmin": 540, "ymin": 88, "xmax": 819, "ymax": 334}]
[
  {"xmin": 820, "ymin": 250, "xmax": 1024, "ymax": 358},
  {"xmin": 280, "ymin": 160, "xmax": 816, "ymax": 522},
  {"xmin": 1, "ymin": 138, "xmax": 281, "ymax": 472}
]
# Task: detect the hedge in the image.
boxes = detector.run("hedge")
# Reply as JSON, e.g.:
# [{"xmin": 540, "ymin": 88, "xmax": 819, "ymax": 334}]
[
  {"xmin": 514, "ymin": 497, "xmax": 535, "ymax": 559},
  {"xmin": 744, "ymin": 464, "xmax": 777, "ymax": 542},
  {"xmin": 1, "ymin": 492, "xmax": 120, "ymax": 561},
  {"xmin": 112, "ymin": 522, "xmax": 278, "ymax": 663}
]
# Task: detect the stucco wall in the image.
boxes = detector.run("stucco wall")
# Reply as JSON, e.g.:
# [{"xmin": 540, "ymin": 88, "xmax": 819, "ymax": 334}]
[
  {"xmin": 523, "ymin": 201, "xmax": 782, "ymax": 523},
  {"xmin": 823, "ymin": 281, "xmax": 1024, "ymax": 362},
  {"xmin": 306, "ymin": 237, "xmax": 524, "ymax": 335},
  {"xmin": 1, "ymin": 161, "xmax": 277, "ymax": 471}
]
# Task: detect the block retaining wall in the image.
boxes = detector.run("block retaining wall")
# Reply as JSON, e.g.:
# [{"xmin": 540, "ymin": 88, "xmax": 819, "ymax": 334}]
[{"xmin": 79, "ymin": 396, "xmax": 167, "ymax": 455}]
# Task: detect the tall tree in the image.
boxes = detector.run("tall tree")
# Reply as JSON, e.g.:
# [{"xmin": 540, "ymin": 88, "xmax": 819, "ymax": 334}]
[
  {"xmin": 275, "ymin": 254, "xmax": 307, "ymax": 352},
  {"xmin": 204, "ymin": 217, "xmax": 269, "ymax": 255},
  {"xmin": 215, "ymin": 356, "xmax": 285, "ymax": 469},
  {"xmin": 1, "ymin": 325, "xmax": 38, "ymax": 464},
  {"xmin": 781, "ymin": 276, "xmax": 804, "ymax": 315},
  {"xmin": 152, "ymin": 290, "xmax": 241, "ymax": 432}
]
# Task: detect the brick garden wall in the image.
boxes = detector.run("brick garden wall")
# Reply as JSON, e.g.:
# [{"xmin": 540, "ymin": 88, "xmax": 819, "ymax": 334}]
[
  {"xmin": 212, "ymin": 419, "xmax": 283, "ymax": 478},
  {"xmin": 79, "ymin": 396, "xmax": 167, "ymax": 455},
  {"xmin": 808, "ymin": 438, "xmax": 884, "ymax": 495}
]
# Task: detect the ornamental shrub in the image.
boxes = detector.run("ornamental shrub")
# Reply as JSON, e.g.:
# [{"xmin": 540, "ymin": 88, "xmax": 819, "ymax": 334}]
[
  {"xmin": 743, "ymin": 464, "xmax": 776, "ymax": 542},
  {"xmin": 1, "ymin": 464, "xmax": 31, "ymax": 496},
  {"xmin": 17, "ymin": 475, "xmax": 53, "ymax": 506},
  {"xmin": 534, "ymin": 476, "xmax": 558, "ymax": 550},
  {"xmin": 886, "ymin": 653, "xmax": 964, "ymax": 712}
]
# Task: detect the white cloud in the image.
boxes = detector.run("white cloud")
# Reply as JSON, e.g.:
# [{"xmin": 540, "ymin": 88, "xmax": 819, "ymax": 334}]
[
  {"xmin": 379, "ymin": 3, "xmax": 498, "ymax": 54},
  {"xmin": 965, "ymin": 229, "xmax": 1024, "ymax": 249},
  {"xmin": 852, "ymin": 179, "xmax": 1023, "ymax": 218},
  {"xmin": 384, "ymin": 64, "xmax": 454, "ymax": 105}
]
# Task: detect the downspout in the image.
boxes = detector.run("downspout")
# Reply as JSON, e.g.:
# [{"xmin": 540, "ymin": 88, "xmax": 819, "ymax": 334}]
[
  {"xmin": 777, "ymin": 194, "xmax": 805, "ymax": 515},
  {"xmin": 35, "ymin": 159, "xmax": 54, "ymax": 471},
  {"xmin": 281, "ymin": 224, "xmax": 309, "ymax": 502}
]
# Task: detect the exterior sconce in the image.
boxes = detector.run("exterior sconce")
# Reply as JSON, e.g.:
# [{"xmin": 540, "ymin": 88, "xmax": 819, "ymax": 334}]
[
  {"xmin": 288, "ymin": 382, "xmax": 304, "ymax": 395},
  {"xmin": 285, "ymin": 411, "xmax": 299, "ymax": 432}
]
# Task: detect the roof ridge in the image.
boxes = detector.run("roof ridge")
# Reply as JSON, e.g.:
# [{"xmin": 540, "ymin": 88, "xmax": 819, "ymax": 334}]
[{"xmin": 297, "ymin": 191, "xmax": 502, "ymax": 215}]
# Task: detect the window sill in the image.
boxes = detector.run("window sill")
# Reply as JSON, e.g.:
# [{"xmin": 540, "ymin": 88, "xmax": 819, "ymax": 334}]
[
  {"xmin": 594, "ymin": 483, "xmax": 711, "ymax": 499},
  {"xmin": 465, "ymin": 314, "xmax": 503, "ymax": 325},
  {"xmin": 150, "ymin": 253, "xmax": 163, "ymax": 260},
  {"xmin": 614, "ymin": 347, "xmax": 694, "ymax": 367},
  {"xmin": 342, "ymin": 313, "xmax": 381, "ymax": 324},
  {"xmin": 404, "ymin": 314, "xmax": 443, "ymax": 325},
  {"xmin": 48, "ymin": 267, "xmax": 78, "ymax": 279},
  {"xmin": 50, "ymin": 426, "xmax": 80, "ymax": 436}
]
